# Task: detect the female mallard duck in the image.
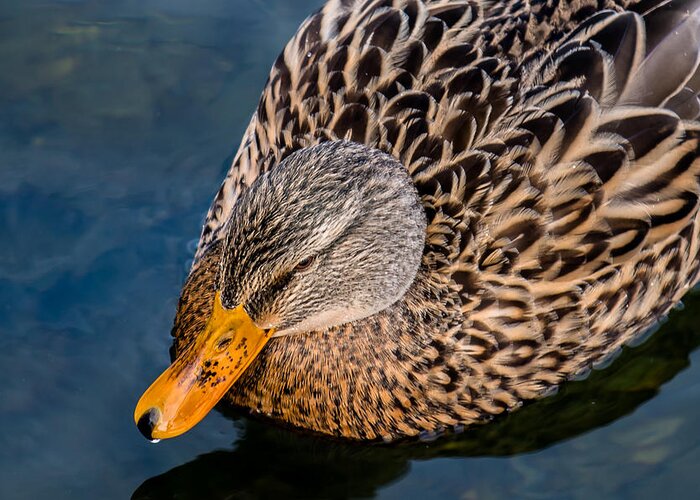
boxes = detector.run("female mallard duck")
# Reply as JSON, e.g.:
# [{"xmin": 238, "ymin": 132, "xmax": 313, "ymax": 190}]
[{"xmin": 135, "ymin": 0, "xmax": 700, "ymax": 442}]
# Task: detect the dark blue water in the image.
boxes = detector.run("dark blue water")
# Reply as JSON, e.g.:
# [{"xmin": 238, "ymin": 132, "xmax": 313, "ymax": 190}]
[{"xmin": 1, "ymin": 1, "xmax": 700, "ymax": 498}]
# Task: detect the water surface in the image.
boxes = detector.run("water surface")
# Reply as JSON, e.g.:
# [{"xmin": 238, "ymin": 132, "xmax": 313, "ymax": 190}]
[{"xmin": 1, "ymin": 1, "xmax": 700, "ymax": 498}]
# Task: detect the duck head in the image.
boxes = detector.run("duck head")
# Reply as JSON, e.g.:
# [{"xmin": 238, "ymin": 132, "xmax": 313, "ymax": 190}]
[{"xmin": 134, "ymin": 141, "xmax": 427, "ymax": 440}]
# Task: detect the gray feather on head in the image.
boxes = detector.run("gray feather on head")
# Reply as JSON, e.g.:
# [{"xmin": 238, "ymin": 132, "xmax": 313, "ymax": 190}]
[{"xmin": 219, "ymin": 140, "xmax": 427, "ymax": 335}]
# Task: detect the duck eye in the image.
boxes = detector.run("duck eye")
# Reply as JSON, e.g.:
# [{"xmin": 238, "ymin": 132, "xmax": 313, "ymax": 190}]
[{"xmin": 294, "ymin": 256, "xmax": 315, "ymax": 272}]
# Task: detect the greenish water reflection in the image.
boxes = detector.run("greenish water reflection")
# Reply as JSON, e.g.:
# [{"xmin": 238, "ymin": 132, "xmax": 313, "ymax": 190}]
[{"xmin": 1, "ymin": 1, "xmax": 699, "ymax": 499}]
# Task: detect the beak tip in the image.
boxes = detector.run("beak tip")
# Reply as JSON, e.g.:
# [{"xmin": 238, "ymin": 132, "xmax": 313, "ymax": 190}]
[{"xmin": 136, "ymin": 407, "xmax": 162, "ymax": 443}]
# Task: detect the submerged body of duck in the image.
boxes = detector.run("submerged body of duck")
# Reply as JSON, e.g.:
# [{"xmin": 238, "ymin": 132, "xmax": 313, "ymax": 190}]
[{"xmin": 135, "ymin": 0, "xmax": 700, "ymax": 442}]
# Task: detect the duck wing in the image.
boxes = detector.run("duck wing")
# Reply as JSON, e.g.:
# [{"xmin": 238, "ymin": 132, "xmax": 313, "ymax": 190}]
[{"xmin": 452, "ymin": 3, "xmax": 700, "ymax": 401}]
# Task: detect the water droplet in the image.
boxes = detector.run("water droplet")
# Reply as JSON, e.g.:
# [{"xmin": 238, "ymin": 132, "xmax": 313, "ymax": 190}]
[
  {"xmin": 186, "ymin": 238, "xmax": 199, "ymax": 255},
  {"xmin": 540, "ymin": 385, "xmax": 559, "ymax": 398},
  {"xmin": 625, "ymin": 323, "xmax": 660, "ymax": 348},
  {"xmin": 593, "ymin": 346, "xmax": 622, "ymax": 370},
  {"xmin": 419, "ymin": 429, "xmax": 441, "ymax": 443},
  {"xmin": 569, "ymin": 365, "xmax": 592, "ymax": 381}
]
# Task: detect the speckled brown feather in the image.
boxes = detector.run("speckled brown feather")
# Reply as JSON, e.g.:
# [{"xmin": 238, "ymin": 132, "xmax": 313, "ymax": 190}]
[{"xmin": 173, "ymin": 0, "xmax": 700, "ymax": 440}]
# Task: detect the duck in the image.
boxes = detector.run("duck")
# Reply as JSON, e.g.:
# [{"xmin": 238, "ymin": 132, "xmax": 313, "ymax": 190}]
[{"xmin": 134, "ymin": 0, "xmax": 700, "ymax": 442}]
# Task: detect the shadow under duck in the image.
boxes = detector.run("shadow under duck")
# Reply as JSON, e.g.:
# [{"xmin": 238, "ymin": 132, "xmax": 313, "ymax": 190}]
[{"xmin": 135, "ymin": 0, "xmax": 700, "ymax": 442}]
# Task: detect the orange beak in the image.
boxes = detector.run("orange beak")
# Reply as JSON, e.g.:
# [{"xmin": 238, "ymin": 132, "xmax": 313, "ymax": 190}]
[{"xmin": 134, "ymin": 292, "xmax": 273, "ymax": 441}]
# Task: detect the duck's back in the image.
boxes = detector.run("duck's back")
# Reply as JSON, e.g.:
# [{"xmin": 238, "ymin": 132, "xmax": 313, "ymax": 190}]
[
  {"xmin": 192, "ymin": 0, "xmax": 700, "ymax": 430},
  {"xmin": 201, "ymin": 0, "xmax": 700, "ymax": 253}
]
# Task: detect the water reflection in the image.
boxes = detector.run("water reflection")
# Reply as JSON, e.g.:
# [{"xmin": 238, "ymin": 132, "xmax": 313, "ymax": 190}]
[{"xmin": 133, "ymin": 292, "xmax": 700, "ymax": 499}]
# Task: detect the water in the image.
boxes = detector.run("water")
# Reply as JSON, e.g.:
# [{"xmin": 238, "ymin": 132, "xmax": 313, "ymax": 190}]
[{"xmin": 1, "ymin": 1, "xmax": 699, "ymax": 498}]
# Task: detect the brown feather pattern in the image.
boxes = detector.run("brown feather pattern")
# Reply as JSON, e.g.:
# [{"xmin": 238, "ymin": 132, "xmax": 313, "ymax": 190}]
[{"xmin": 173, "ymin": 0, "xmax": 700, "ymax": 440}]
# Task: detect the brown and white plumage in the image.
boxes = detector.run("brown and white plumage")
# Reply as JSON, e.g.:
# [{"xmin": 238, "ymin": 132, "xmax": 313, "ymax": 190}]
[{"xmin": 163, "ymin": 0, "xmax": 700, "ymax": 441}]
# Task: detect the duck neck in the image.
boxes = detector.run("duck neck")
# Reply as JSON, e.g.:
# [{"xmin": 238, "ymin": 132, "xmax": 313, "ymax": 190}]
[{"xmin": 224, "ymin": 262, "xmax": 492, "ymax": 440}]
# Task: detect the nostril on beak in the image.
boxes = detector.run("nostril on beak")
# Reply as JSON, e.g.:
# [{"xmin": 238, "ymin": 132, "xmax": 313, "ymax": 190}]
[{"xmin": 137, "ymin": 407, "xmax": 161, "ymax": 443}]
